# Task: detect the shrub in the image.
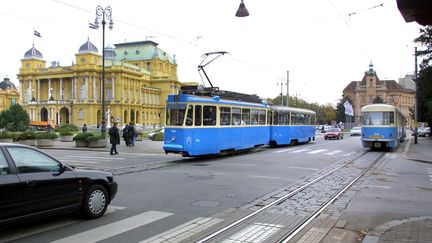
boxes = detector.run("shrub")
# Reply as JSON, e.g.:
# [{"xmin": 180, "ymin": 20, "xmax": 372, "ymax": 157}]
[
  {"xmin": 0, "ymin": 131, "xmax": 14, "ymax": 139},
  {"xmin": 85, "ymin": 134, "xmax": 104, "ymax": 142},
  {"xmin": 73, "ymin": 133, "xmax": 94, "ymax": 141},
  {"xmin": 55, "ymin": 124, "xmax": 79, "ymax": 133},
  {"xmin": 59, "ymin": 130, "xmax": 74, "ymax": 136},
  {"xmin": 35, "ymin": 132, "xmax": 59, "ymax": 139},
  {"xmin": 17, "ymin": 131, "xmax": 36, "ymax": 140},
  {"xmin": 151, "ymin": 132, "xmax": 164, "ymax": 141}
]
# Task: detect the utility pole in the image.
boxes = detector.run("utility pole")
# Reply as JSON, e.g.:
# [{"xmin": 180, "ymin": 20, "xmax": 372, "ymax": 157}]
[
  {"xmin": 286, "ymin": 70, "xmax": 289, "ymax": 107},
  {"xmin": 414, "ymin": 47, "xmax": 418, "ymax": 144}
]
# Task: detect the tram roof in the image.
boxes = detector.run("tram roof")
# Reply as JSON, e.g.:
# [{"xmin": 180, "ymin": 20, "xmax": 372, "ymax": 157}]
[
  {"xmin": 270, "ymin": 105, "xmax": 316, "ymax": 115},
  {"xmin": 361, "ymin": 104, "xmax": 398, "ymax": 112},
  {"xmin": 167, "ymin": 94, "xmax": 269, "ymax": 108}
]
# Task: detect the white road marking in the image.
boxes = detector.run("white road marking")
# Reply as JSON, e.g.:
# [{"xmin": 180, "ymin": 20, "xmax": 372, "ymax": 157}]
[
  {"xmin": 222, "ymin": 223, "xmax": 284, "ymax": 243},
  {"xmin": 0, "ymin": 205, "xmax": 125, "ymax": 243},
  {"xmin": 284, "ymin": 166, "xmax": 319, "ymax": 171},
  {"xmin": 325, "ymin": 150, "xmax": 343, "ymax": 155},
  {"xmin": 227, "ymin": 163, "xmax": 257, "ymax": 166},
  {"xmin": 288, "ymin": 149, "xmax": 311, "ymax": 153},
  {"xmin": 141, "ymin": 217, "xmax": 223, "ymax": 243},
  {"xmin": 343, "ymin": 152, "xmax": 357, "ymax": 157},
  {"xmin": 51, "ymin": 211, "xmax": 173, "ymax": 243},
  {"xmin": 307, "ymin": 149, "xmax": 327, "ymax": 154},
  {"xmin": 366, "ymin": 185, "xmax": 391, "ymax": 189},
  {"xmin": 274, "ymin": 148, "xmax": 296, "ymax": 153},
  {"xmin": 250, "ymin": 175, "xmax": 282, "ymax": 180}
]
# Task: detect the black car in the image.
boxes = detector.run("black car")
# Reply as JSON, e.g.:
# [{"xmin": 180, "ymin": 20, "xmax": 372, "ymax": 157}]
[{"xmin": 0, "ymin": 143, "xmax": 118, "ymax": 226}]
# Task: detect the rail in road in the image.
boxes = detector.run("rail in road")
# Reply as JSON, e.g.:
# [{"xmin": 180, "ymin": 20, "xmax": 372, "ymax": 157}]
[{"xmin": 146, "ymin": 150, "xmax": 384, "ymax": 242}]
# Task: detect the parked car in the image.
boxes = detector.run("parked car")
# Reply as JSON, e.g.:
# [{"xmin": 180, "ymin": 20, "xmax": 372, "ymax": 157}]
[
  {"xmin": 418, "ymin": 127, "xmax": 430, "ymax": 137},
  {"xmin": 0, "ymin": 144, "xmax": 118, "ymax": 226},
  {"xmin": 324, "ymin": 127, "xmax": 344, "ymax": 140},
  {"xmin": 350, "ymin": 126, "xmax": 362, "ymax": 136}
]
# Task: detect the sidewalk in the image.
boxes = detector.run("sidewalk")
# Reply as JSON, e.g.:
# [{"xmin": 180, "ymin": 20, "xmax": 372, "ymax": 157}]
[
  {"xmin": 45, "ymin": 138, "xmax": 165, "ymax": 154},
  {"xmin": 363, "ymin": 136, "xmax": 432, "ymax": 243}
]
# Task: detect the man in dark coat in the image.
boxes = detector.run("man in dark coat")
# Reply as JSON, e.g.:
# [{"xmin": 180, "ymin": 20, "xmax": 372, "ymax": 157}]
[
  {"xmin": 109, "ymin": 123, "xmax": 120, "ymax": 155},
  {"xmin": 122, "ymin": 124, "xmax": 130, "ymax": 146}
]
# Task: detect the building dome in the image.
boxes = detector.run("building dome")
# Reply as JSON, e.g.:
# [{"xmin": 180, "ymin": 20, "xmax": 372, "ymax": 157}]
[
  {"xmin": 23, "ymin": 45, "xmax": 43, "ymax": 59},
  {"xmin": 78, "ymin": 39, "xmax": 98, "ymax": 54},
  {"xmin": 0, "ymin": 77, "xmax": 17, "ymax": 90}
]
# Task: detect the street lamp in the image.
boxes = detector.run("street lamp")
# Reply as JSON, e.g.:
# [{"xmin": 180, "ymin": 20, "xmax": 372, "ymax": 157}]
[
  {"xmin": 235, "ymin": 0, "xmax": 249, "ymax": 17},
  {"xmin": 94, "ymin": 5, "xmax": 113, "ymax": 139}
]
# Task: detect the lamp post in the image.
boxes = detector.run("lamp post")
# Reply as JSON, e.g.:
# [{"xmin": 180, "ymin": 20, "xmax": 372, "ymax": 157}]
[
  {"xmin": 414, "ymin": 47, "xmax": 418, "ymax": 144},
  {"xmin": 94, "ymin": 5, "xmax": 113, "ymax": 139}
]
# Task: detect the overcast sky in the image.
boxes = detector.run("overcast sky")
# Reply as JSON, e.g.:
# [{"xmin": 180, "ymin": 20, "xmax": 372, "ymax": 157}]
[{"xmin": 0, "ymin": 0, "xmax": 422, "ymax": 105}]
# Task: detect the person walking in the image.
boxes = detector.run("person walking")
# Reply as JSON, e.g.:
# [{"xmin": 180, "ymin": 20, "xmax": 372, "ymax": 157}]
[
  {"xmin": 82, "ymin": 124, "xmax": 88, "ymax": 133},
  {"xmin": 128, "ymin": 121, "xmax": 137, "ymax": 146},
  {"xmin": 122, "ymin": 123, "xmax": 130, "ymax": 146},
  {"xmin": 109, "ymin": 122, "xmax": 120, "ymax": 155}
]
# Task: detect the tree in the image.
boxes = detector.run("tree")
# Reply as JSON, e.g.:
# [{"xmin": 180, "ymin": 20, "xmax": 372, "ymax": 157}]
[
  {"xmin": 335, "ymin": 96, "xmax": 353, "ymax": 123},
  {"xmin": 0, "ymin": 104, "xmax": 30, "ymax": 131},
  {"xmin": 372, "ymin": 96, "xmax": 384, "ymax": 104},
  {"xmin": 414, "ymin": 25, "xmax": 432, "ymax": 126}
]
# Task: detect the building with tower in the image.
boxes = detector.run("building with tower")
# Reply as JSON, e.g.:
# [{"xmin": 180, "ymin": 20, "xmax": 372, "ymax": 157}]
[
  {"xmin": 18, "ymin": 39, "xmax": 181, "ymax": 128},
  {"xmin": 342, "ymin": 63, "xmax": 416, "ymax": 127},
  {"xmin": 0, "ymin": 77, "xmax": 20, "ymax": 112}
]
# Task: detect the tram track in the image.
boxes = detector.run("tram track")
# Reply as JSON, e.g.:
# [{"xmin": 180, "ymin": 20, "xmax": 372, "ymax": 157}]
[{"xmin": 188, "ymin": 150, "xmax": 384, "ymax": 243}]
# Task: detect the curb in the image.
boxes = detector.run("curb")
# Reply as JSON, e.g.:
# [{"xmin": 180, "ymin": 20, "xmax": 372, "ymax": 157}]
[
  {"xmin": 402, "ymin": 137, "xmax": 432, "ymax": 164},
  {"xmin": 362, "ymin": 216, "xmax": 432, "ymax": 243}
]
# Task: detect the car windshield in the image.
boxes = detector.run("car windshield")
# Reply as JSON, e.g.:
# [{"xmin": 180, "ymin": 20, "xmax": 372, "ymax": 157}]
[
  {"xmin": 352, "ymin": 127, "xmax": 361, "ymax": 130},
  {"xmin": 328, "ymin": 128, "xmax": 340, "ymax": 132}
]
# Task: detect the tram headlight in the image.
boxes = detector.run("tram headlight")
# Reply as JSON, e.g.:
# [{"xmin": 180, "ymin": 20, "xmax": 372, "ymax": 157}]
[{"xmin": 171, "ymin": 136, "xmax": 176, "ymax": 142}]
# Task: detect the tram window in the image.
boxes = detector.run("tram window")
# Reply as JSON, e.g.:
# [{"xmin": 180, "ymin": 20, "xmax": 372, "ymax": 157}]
[
  {"xmin": 203, "ymin": 106, "xmax": 216, "ymax": 126},
  {"xmin": 241, "ymin": 109, "xmax": 250, "ymax": 125},
  {"xmin": 220, "ymin": 107, "xmax": 231, "ymax": 126},
  {"xmin": 195, "ymin": 105, "xmax": 202, "ymax": 126},
  {"xmin": 166, "ymin": 104, "xmax": 186, "ymax": 126},
  {"xmin": 278, "ymin": 111, "xmax": 284, "ymax": 125},
  {"xmin": 186, "ymin": 105, "xmax": 193, "ymax": 126},
  {"xmin": 232, "ymin": 108, "xmax": 241, "ymax": 125},
  {"xmin": 298, "ymin": 114, "xmax": 305, "ymax": 125},
  {"xmin": 273, "ymin": 111, "xmax": 279, "ymax": 125},
  {"xmin": 284, "ymin": 112, "xmax": 290, "ymax": 125},
  {"xmin": 267, "ymin": 111, "xmax": 271, "ymax": 125},
  {"xmin": 259, "ymin": 110, "xmax": 266, "ymax": 125},
  {"xmin": 251, "ymin": 109, "xmax": 258, "ymax": 125}
]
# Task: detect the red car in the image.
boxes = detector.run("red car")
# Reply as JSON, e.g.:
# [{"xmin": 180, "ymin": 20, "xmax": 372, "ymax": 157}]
[{"xmin": 324, "ymin": 127, "xmax": 344, "ymax": 140}]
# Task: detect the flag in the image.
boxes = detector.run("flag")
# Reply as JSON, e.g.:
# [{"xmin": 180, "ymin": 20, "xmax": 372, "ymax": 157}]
[
  {"xmin": 343, "ymin": 100, "xmax": 354, "ymax": 116},
  {"xmin": 34, "ymin": 30, "xmax": 42, "ymax": 38},
  {"xmin": 89, "ymin": 22, "xmax": 98, "ymax": 29}
]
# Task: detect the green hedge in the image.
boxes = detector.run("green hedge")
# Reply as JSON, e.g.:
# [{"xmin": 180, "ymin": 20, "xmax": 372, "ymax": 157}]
[
  {"xmin": 73, "ymin": 132, "xmax": 94, "ymax": 141},
  {"xmin": 35, "ymin": 132, "xmax": 59, "ymax": 139}
]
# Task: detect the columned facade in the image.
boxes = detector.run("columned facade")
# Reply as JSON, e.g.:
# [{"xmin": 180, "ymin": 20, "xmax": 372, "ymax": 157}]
[{"xmin": 18, "ymin": 40, "xmax": 181, "ymax": 129}]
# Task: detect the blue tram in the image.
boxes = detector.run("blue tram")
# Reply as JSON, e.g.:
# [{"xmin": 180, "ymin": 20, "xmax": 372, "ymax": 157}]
[
  {"xmin": 269, "ymin": 106, "xmax": 316, "ymax": 146},
  {"xmin": 360, "ymin": 104, "xmax": 406, "ymax": 149},
  {"xmin": 163, "ymin": 87, "xmax": 316, "ymax": 157},
  {"xmin": 163, "ymin": 89, "xmax": 270, "ymax": 156}
]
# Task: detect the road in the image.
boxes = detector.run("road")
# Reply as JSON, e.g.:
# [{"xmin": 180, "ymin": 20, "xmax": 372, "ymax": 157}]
[{"xmin": 1, "ymin": 134, "xmax": 431, "ymax": 242}]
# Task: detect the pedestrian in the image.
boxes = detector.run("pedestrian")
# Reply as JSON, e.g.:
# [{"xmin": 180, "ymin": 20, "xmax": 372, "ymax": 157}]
[
  {"xmin": 122, "ymin": 124, "xmax": 130, "ymax": 146},
  {"xmin": 109, "ymin": 122, "xmax": 120, "ymax": 155},
  {"xmin": 128, "ymin": 121, "xmax": 137, "ymax": 146},
  {"xmin": 82, "ymin": 124, "xmax": 88, "ymax": 133}
]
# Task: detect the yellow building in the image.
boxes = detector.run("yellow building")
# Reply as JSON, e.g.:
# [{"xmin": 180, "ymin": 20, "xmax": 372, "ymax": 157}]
[
  {"xmin": 18, "ymin": 40, "xmax": 181, "ymax": 128},
  {"xmin": 0, "ymin": 77, "xmax": 20, "ymax": 111},
  {"xmin": 343, "ymin": 63, "xmax": 416, "ymax": 126}
]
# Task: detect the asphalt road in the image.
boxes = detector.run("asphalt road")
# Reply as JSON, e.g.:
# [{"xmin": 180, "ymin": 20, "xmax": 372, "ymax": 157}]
[{"xmin": 0, "ymin": 135, "xmax": 380, "ymax": 242}]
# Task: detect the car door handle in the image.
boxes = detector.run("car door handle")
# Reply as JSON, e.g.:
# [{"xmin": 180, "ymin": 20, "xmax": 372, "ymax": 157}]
[{"xmin": 25, "ymin": 180, "xmax": 36, "ymax": 186}]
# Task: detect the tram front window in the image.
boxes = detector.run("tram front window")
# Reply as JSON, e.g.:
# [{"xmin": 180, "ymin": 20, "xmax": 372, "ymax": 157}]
[
  {"xmin": 166, "ymin": 104, "xmax": 187, "ymax": 126},
  {"xmin": 361, "ymin": 112, "xmax": 394, "ymax": 126}
]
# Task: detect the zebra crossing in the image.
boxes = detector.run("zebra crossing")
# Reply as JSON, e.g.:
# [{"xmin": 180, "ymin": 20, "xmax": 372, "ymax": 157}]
[{"xmin": 274, "ymin": 147, "xmax": 358, "ymax": 157}]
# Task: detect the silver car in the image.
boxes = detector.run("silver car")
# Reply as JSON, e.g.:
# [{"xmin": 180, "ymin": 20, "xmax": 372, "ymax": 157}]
[{"xmin": 350, "ymin": 127, "xmax": 361, "ymax": 136}]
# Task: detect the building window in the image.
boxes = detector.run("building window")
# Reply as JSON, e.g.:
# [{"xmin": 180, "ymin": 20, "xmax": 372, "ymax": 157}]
[
  {"xmin": 81, "ymin": 57, "xmax": 85, "ymax": 63},
  {"xmin": 79, "ymin": 109, "xmax": 84, "ymax": 119}
]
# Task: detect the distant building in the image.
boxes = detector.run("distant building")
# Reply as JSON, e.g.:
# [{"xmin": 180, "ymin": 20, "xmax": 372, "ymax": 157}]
[
  {"xmin": 398, "ymin": 74, "xmax": 416, "ymax": 91},
  {"xmin": 343, "ymin": 63, "xmax": 415, "ymax": 127},
  {"xmin": 18, "ymin": 40, "xmax": 182, "ymax": 128},
  {"xmin": 0, "ymin": 77, "xmax": 20, "ymax": 112}
]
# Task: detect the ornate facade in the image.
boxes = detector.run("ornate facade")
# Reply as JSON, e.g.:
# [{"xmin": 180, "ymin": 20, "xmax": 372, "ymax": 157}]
[
  {"xmin": 0, "ymin": 77, "xmax": 20, "ymax": 112},
  {"xmin": 343, "ymin": 63, "xmax": 416, "ymax": 127},
  {"xmin": 18, "ymin": 40, "xmax": 181, "ymax": 128}
]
